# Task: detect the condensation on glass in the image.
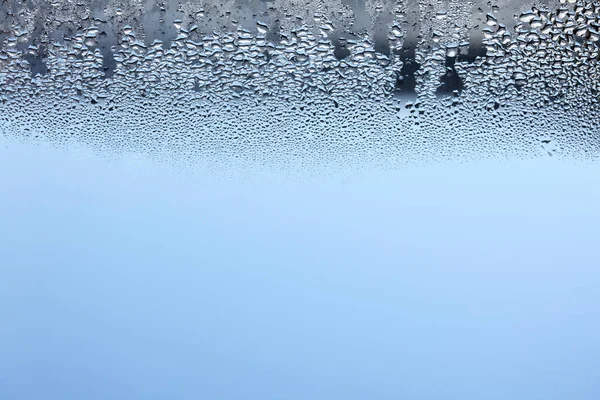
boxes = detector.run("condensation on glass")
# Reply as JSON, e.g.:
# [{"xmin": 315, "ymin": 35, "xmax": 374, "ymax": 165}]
[{"xmin": 0, "ymin": 0, "xmax": 599, "ymax": 171}]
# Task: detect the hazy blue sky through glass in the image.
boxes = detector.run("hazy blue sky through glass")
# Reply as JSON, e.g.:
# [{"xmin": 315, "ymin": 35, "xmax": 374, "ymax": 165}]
[{"xmin": 1, "ymin": 140, "xmax": 599, "ymax": 400}]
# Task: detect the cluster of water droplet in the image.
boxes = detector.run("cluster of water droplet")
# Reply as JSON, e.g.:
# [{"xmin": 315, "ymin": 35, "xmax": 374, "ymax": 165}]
[{"xmin": 0, "ymin": 0, "xmax": 599, "ymax": 172}]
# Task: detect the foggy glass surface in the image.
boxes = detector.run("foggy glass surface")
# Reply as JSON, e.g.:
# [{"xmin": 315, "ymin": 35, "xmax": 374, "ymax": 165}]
[{"xmin": 1, "ymin": 1, "xmax": 600, "ymax": 399}]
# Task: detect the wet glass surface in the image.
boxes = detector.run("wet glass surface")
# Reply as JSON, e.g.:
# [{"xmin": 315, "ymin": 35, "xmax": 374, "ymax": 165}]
[{"xmin": 1, "ymin": 1, "xmax": 600, "ymax": 399}]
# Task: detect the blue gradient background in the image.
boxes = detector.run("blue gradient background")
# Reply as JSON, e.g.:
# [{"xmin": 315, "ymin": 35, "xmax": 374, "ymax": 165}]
[{"xmin": 1, "ymin": 140, "xmax": 599, "ymax": 399}]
